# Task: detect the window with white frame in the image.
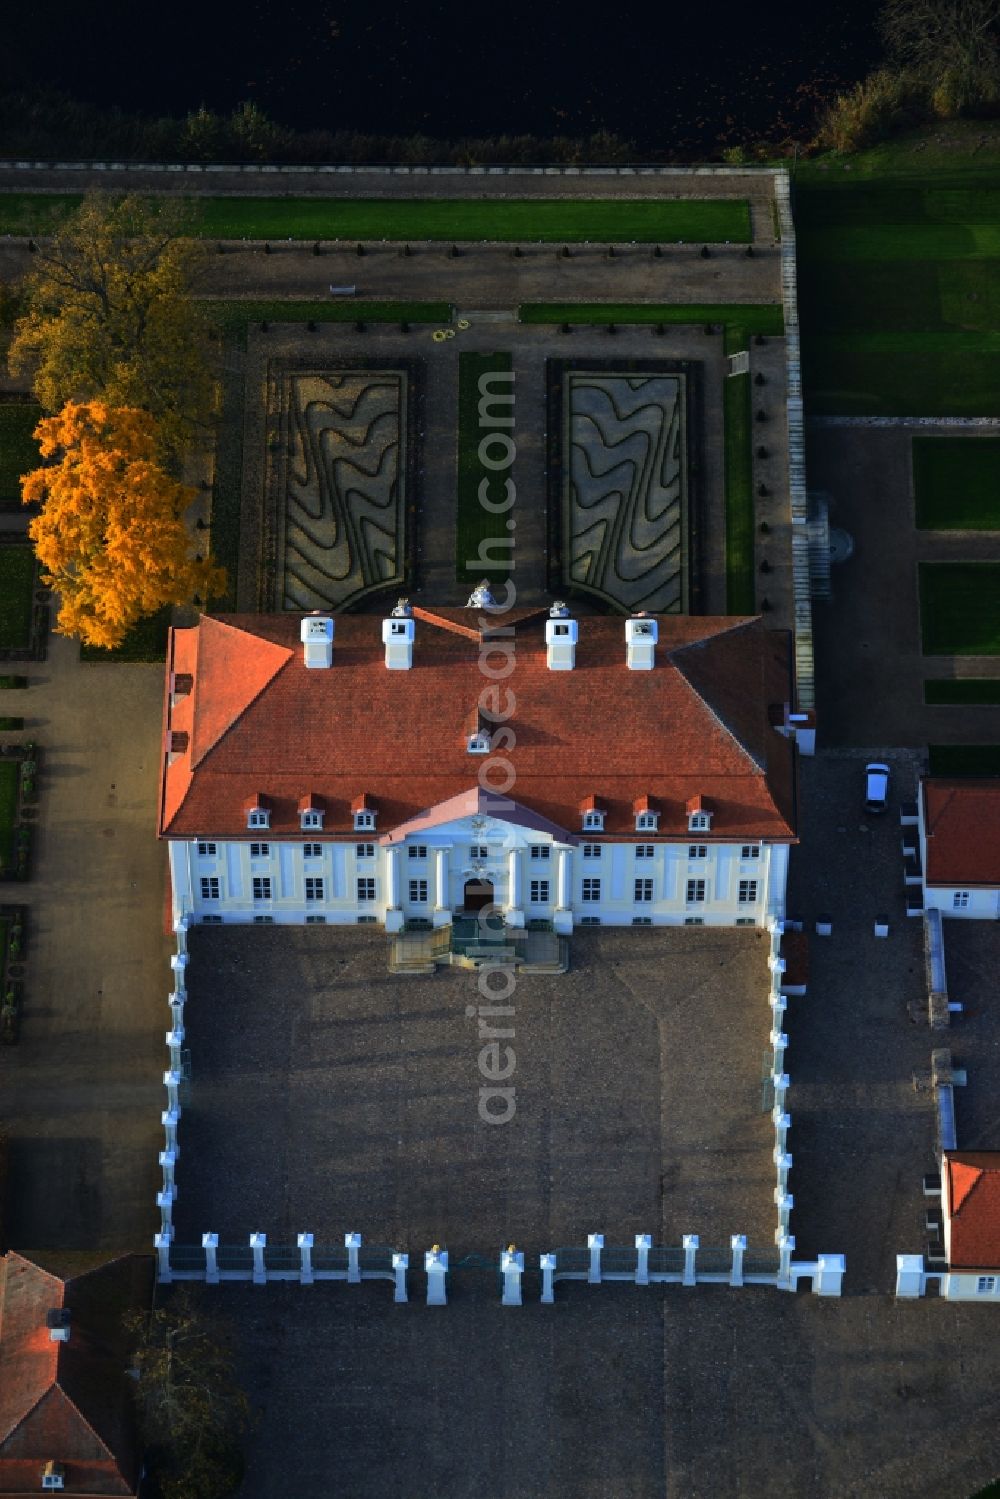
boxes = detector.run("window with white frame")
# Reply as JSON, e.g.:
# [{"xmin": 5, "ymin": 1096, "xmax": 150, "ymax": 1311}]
[
  {"xmin": 301, "ymin": 810, "xmax": 323, "ymax": 830},
  {"xmin": 200, "ymin": 877, "xmax": 220, "ymax": 901},
  {"xmin": 529, "ymin": 845, "xmax": 551, "ymax": 861},
  {"xmin": 530, "ymin": 879, "xmax": 550, "ymax": 903},
  {"xmin": 738, "ymin": 880, "xmax": 759, "ymax": 905},
  {"xmin": 580, "ymin": 916, "xmax": 601, "ymax": 926},
  {"xmin": 357, "ymin": 877, "xmax": 376, "ymax": 902},
  {"xmin": 581, "ymin": 878, "xmax": 601, "ymax": 902},
  {"xmin": 356, "ymin": 843, "xmax": 375, "ymax": 859},
  {"xmin": 582, "ymin": 843, "xmax": 602, "ymax": 859},
  {"xmin": 250, "ymin": 842, "xmax": 270, "ymax": 859},
  {"xmin": 635, "ymin": 844, "xmax": 655, "ymax": 859},
  {"xmin": 741, "ymin": 844, "xmax": 761, "ymax": 860},
  {"xmin": 470, "ymin": 844, "xmax": 489, "ymax": 859},
  {"xmin": 408, "ymin": 845, "xmax": 428, "ymax": 860},
  {"xmin": 688, "ymin": 844, "xmax": 707, "ymax": 860},
  {"xmin": 305, "ymin": 877, "xmax": 325, "ymax": 902},
  {"xmin": 634, "ymin": 878, "xmax": 653, "ymax": 903},
  {"xmin": 201, "ymin": 914, "xmax": 222, "ymax": 924},
  {"xmin": 253, "ymin": 915, "xmax": 274, "ymax": 924},
  {"xmin": 354, "ymin": 810, "xmax": 376, "ymax": 831},
  {"xmin": 632, "ymin": 916, "xmax": 652, "ymax": 926},
  {"xmin": 686, "ymin": 879, "xmax": 706, "ymax": 903},
  {"xmin": 688, "ymin": 812, "xmax": 710, "ymax": 831},
  {"xmin": 977, "ymin": 1276, "xmax": 997, "ymax": 1293},
  {"xmin": 197, "ymin": 842, "xmax": 217, "ymax": 858},
  {"xmin": 252, "ymin": 876, "xmax": 272, "ymax": 902},
  {"xmin": 582, "ymin": 810, "xmax": 604, "ymax": 831},
  {"xmin": 305, "ymin": 914, "xmax": 327, "ymax": 924},
  {"xmin": 736, "ymin": 917, "xmax": 755, "ymax": 926},
  {"xmin": 684, "ymin": 916, "xmax": 704, "ymax": 926},
  {"xmin": 953, "ymin": 890, "xmax": 971, "ymax": 909},
  {"xmin": 303, "ymin": 843, "xmax": 322, "ymax": 859},
  {"xmin": 248, "ymin": 808, "xmax": 269, "ymax": 829},
  {"xmin": 635, "ymin": 811, "xmax": 658, "ymax": 831},
  {"xmin": 408, "ymin": 879, "xmax": 429, "ymax": 903}
]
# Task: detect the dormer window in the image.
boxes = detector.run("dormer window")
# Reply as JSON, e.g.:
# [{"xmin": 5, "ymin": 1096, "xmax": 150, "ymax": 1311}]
[
  {"xmin": 467, "ymin": 731, "xmax": 490, "ymax": 755},
  {"xmin": 42, "ymin": 1463, "xmax": 65, "ymax": 1491},
  {"xmin": 245, "ymin": 796, "xmax": 270, "ymax": 830},
  {"xmin": 354, "ymin": 809, "xmax": 375, "ymax": 830},
  {"xmin": 352, "ymin": 793, "xmax": 377, "ymax": 831},
  {"xmin": 299, "ymin": 794, "xmax": 325, "ymax": 831},
  {"xmin": 582, "ymin": 810, "xmax": 604, "ymax": 831},
  {"xmin": 686, "ymin": 795, "xmax": 712, "ymax": 833},
  {"xmin": 636, "ymin": 811, "xmax": 658, "ymax": 832}
]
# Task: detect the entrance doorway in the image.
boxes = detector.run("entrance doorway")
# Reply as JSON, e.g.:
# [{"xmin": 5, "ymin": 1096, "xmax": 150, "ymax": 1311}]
[{"xmin": 463, "ymin": 878, "xmax": 495, "ymax": 912}]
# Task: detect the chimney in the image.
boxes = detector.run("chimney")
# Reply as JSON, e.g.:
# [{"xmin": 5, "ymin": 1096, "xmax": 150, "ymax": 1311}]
[
  {"xmin": 168, "ymin": 730, "xmax": 189, "ymax": 755},
  {"xmin": 46, "ymin": 1308, "xmax": 70, "ymax": 1342},
  {"xmin": 545, "ymin": 601, "xmax": 577, "ymax": 671},
  {"xmin": 383, "ymin": 599, "xmax": 414, "ymax": 669},
  {"xmin": 300, "ymin": 613, "xmax": 334, "ymax": 669},
  {"xmin": 625, "ymin": 614, "xmax": 658, "ymax": 670}
]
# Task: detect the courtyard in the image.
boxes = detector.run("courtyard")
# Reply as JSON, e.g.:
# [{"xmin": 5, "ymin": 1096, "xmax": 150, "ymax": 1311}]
[{"xmin": 173, "ymin": 925, "xmax": 778, "ymax": 1262}]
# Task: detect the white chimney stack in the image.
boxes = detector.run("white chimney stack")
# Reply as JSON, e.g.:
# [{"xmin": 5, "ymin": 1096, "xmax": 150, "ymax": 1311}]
[
  {"xmin": 545, "ymin": 602, "xmax": 577, "ymax": 671},
  {"xmin": 300, "ymin": 614, "xmax": 334, "ymax": 669},
  {"xmin": 625, "ymin": 615, "xmax": 658, "ymax": 670},
  {"xmin": 382, "ymin": 614, "xmax": 415, "ymax": 669}
]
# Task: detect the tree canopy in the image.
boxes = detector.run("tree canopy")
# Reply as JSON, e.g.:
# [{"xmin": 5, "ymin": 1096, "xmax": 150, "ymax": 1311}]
[
  {"xmin": 21, "ymin": 402, "xmax": 225, "ymax": 650},
  {"xmin": 8, "ymin": 192, "xmax": 214, "ymax": 458}
]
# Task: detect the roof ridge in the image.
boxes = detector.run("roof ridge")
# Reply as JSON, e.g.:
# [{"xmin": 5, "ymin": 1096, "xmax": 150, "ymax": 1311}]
[
  {"xmin": 0, "ymin": 1383, "xmax": 52, "ymax": 1449},
  {"xmin": 191, "ymin": 618, "xmax": 294, "ymax": 769},
  {"xmin": 51, "ymin": 1378, "xmax": 120, "ymax": 1465},
  {"xmin": 670, "ymin": 626, "xmax": 768, "ymax": 775}
]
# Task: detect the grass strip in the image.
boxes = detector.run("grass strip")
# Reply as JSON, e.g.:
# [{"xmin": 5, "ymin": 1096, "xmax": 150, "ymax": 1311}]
[
  {"xmin": 456, "ymin": 351, "xmax": 513, "ymax": 583},
  {"xmin": 723, "ymin": 371, "xmax": 754, "ymax": 614},
  {"xmin": 207, "ymin": 299, "xmax": 451, "ymax": 342},
  {"xmin": 924, "ymin": 679, "xmax": 1000, "ymax": 705},
  {"xmin": 919, "ymin": 563, "xmax": 1000, "ymax": 655},
  {"xmin": 0, "ymin": 761, "xmax": 17, "ymax": 873},
  {"xmin": 80, "ymin": 605, "xmax": 172, "ymax": 663},
  {"xmin": 0, "ymin": 547, "xmax": 35, "ymax": 651},
  {"xmin": 0, "ymin": 194, "xmax": 752, "ymax": 244},
  {"xmin": 913, "ymin": 436, "xmax": 1000, "ymax": 531},
  {"xmin": 520, "ymin": 303, "xmax": 783, "ymax": 331},
  {"xmin": 0, "ymin": 405, "xmax": 42, "ymax": 512},
  {"xmin": 928, "ymin": 744, "xmax": 1000, "ymax": 776}
]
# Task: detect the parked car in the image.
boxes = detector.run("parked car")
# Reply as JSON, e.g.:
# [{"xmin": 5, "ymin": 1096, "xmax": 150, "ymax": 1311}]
[{"xmin": 864, "ymin": 762, "xmax": 891, "ymax": 815}]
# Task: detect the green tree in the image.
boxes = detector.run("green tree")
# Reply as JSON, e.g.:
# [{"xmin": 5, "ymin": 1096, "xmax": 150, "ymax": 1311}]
[
  {"xmin": 126, "ymin": 1290, "xmax": 249, "ymax": 1499},
  {"xmin": 8, "ymin": 192, "xmax": 214, "ymax": 459}
]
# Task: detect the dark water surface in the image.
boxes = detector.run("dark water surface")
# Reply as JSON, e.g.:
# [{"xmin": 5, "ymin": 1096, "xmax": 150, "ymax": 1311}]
[{"xmin": 6, "ymin": 0, "xmax": 879, "ymax": 151}]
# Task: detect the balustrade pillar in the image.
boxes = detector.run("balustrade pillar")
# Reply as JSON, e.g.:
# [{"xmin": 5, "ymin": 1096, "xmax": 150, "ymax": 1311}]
[
  {"xmin": 345, "ymin": 1231, "xmax": 362, "ymax": 1284},
  {"xmin": 298, "ymin": 1232, "xmax": 314, "ymax": 1285},
  {"xmin": 203, "ymin": 1232, "xmax": 219, "ymax": 1284},
  {"xmin": 635, "ymin": 1233, "xmax": 652, "ymax": 1286},
  {"xmin": 540, "ymin": 1252, "xmax": 557, "ymax": 1304},
  {"xmin": 587, "ymin": 1233, "xmax": 604, "ymax": 1284},
  {"xmin": 682, "ymin": 1234, "xmax": 699, "ymax": 1286},
  {"xmin": 730, "ymin": 1234, "xmax": 747, "ymax": 1287},
  {"xmin": 154, "ymin": 1229, "xmax": 172, "ymax": 1283},
  {"xmin": 392, "ymin": 1252, "xmax": 409, "ymax": 1303},
  {"xmin": 501, "ymin": 1246, "xmax": 524, "ymax": 1306},
  {"xmin": 425, "ymin": 1246, "xmax": 448, "ymax": 1305},
  {"xmin": 250, "ymin": 1232, "xmax": 267, "ymax": 1285}
]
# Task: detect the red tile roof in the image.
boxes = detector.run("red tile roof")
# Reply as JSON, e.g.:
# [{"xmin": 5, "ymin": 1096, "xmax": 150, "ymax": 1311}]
[
  {"xmin": 945, "ymin": 1152, "xmax": 1000, "ymax": 1268},
  {"xmin": 158, "ymin": 610, "xmax": 798, "ymax": 844},
  {"xmin": 0, "ymin": 1252, "xmax": 150, "ymax": 1496},
  {"xmin": 923, "ymin": 780, "xmax": 1000, "ymax": 887}
]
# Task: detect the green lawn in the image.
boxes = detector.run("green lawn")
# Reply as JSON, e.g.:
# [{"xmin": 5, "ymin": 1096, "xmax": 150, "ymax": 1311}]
[
  {"xmin": 919, "ymin": 563, "xmax": 1000, "ymax": 655},
  {"xmin": 80, "ymin": 605, "xmax": 172, "ymax": 663},
  {"xmin": 796, "ymin": 178, "xmax": 1000, "ymax": 416},
  {"xmin": 928, "ymin": 744, "xmax": 1000, "ymax": 777},
  {"xmin": 520, "ymin": 303, "xmax": 782, "ymax": 331},
  {"xmin": 0, "ymin": 404, "xmax": 42, "ymax": 512},
  {"xmin": 0, "ymin": 761, "xmax": 17, "ymax": 874},
  {"xmin": 723, "ymin": 371, "xmax": 755, "ymax": 614},
  {"xmin": 456, "ymin": 352, "xmax": 513, "ymax": 583},
  {"xmin": 913, "ymin": 436, "xmax": 1000, "ymax": 530},
  {"xmin": 0, "ymin": 194, "xmax": 751, "ymax": 244},
  {"xmin": 924, "ymin": 678, "xmax": 1000, "ymax": 705},
  {"xmin": 0, "ymin": 547, "xmax": 35, "ymax": 651}
]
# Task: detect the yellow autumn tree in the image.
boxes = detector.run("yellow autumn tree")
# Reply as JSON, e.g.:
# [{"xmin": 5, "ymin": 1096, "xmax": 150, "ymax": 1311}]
[
  {"xmin": 8, "ymin": 192, "xmax": 214, "ymax": 460},
  {"xmin": 21, "ymin": 402, "xmax": 226, "ymax": 650}
]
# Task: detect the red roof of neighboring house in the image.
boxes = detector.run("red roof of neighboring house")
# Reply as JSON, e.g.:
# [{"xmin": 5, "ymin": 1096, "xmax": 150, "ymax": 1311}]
[
  {"xmin": 945, "ymin": 1152, "xmax": 1000, "ymax": 1268},
  {"xmin": 923, "ymin": 780, "xmax": 1000, "ymax": 887},
  {"xmin": 0, "ymin": 1252, "xmax": 151, "ymax": 1496},
  {"xmin": 158, "ymin": 610, "xmax": 798, "ymax": 844}
]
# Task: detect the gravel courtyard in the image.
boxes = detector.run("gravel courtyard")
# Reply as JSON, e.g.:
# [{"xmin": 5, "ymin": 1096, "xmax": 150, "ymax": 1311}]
[{"xmin": 174, "ymin": 925, "xmax": 777, "ymax": 1261}]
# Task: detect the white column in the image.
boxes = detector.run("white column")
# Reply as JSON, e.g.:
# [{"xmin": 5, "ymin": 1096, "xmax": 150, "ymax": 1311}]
[
  {"xmin": 345, "ymin": 1231, "xmax": 362, "ymax": 1284},
  {"xmin": 730, "ymin": 1234, "xmax": 747, "ymax": 1287},
  {"xmin": 162, "ymin": 1108, "xmax": 180, "ymax": 1152},
  {"xmin": 635, "ymin": 1233, "xmax": 652, "ymax": 1286},
  {"xmin": 173, "ymin": 914, "xmax": 190, "ymax": 955},
  {"xmin": 587, "ymin": 1233, "xmax": 604, "ymax": 1284},
  {"xmin": 166, "ymin": 1029, "xmax": 184, "ymax": 1074},
  {"xmin": 156, "ymin": 1189, "xmax": 174, "ymax": 1233},
  {"xmin": 501, "ymin": 1247, "xmax": 524, "ymax": 1306},
  {"xmin": 772, "ymin": 1071, "xmax": 790, "ymax": 1100},
  {"xmin": 778, "ymin": 1232, "xmax": 795, "ymax": 1288},
  {"xmin": 506, "ymin": 849, "xmax": 524, "ymax": 928},
  {"xmin": 392, "ymin": 1252, "xmax": 409, "ymax": 1303},
  {"xmin": 203, "ymin": 1232, "xmax": 219, "ymax": 1284},
  {"xmin": 250, "ymin": 1232, "xmax": 267, "ymax": 1285},
  {"xmin": 163, "ymin": 1070, "xmax": 181, "ymax": 1112},
  {"xmin": 682, "ymin": 1234, "xmax": 699, "ymax": 1286},
  {"xmin": 425, "ymin": 1246, "xmax": 448, "ymax": 1305},
  {"xmin": 159, "ymin": 1150, "xmax": 176, "ymax": 1196},
  {"xmin": 774, "ymin": 1151, "xmax": 793, "ymax": 1192},
  {"xmin": 772, "ymin": 1108, "xmax": 791, "ymax": 1151},
  {"xmin": 554, "ymin": 847, "xmax": 573, "ymax": 935},
  {"xmin": 815, "ymin": 1254, "xmax": 846, "ymax": 1297},
  {"xmin": 154, "ymin": 1229, "xmax": 172, "ymax": 1283},
  {"xmin": 540, "ymin": 1252, "xmax": 557, "ymax": 1304},
  {"xmin": 385, "ymin": 845, "xmax": 403, "ymax": 933},
  {"xmin": 168, "ymin": 995, "xmax": 185, "ymax": 1034},
  {"xmin": 170, "ymin": 952, "xmax": 188, "ymax": 994},
  {"xmin": 895, "ymin": 1253, "xmax": 925, "ymax": 1298},
  {"xmin": 298, "ymin": 1232, "xmax": 314, "ymax": 1285},
  {"xmin": 433, "ymin": 846, "xmax": 451, "ymax": 927}
]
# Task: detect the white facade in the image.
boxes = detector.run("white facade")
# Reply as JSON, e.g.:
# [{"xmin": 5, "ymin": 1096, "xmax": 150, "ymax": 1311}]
[{"xmin": 171, "ymin": 815, "xmax": 789, "ymax": 931}]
